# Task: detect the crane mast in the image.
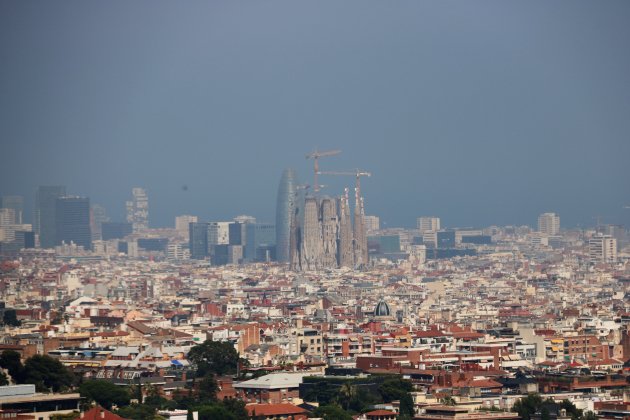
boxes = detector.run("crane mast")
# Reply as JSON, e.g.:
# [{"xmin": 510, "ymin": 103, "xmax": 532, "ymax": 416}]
[{"xmin": 305, "ymin": 149, "xmax": 341, "ymax": 193}]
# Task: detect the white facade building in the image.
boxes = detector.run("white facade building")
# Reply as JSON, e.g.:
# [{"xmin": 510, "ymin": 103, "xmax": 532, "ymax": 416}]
[
  {"xmin": 126, "ymin": 187, "xmax": 149, "ymax": 233},
  {"xmin": 589, "ymin": 235, "xmax": 617, "ymax": 263},
  {"xmin": 364, "ymin": 215, "xmax": 380, "ymax": 233},
  {"xmin": 538, "ymin": 212, "xmax": 560, "ymax": 235},
  {"xmin": 175, "ymin": 215, "xmax": 198, "ymax": 240},
  {"xmin": 417, "ymin": 217, "xmax": 440, "ymax": 233},
  {"xmin": 208, "ymin": 222, "xmax": 230, "ymax": 245}
]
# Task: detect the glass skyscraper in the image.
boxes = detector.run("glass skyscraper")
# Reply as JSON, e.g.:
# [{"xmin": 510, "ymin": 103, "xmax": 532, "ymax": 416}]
[
  {"xmin": 55, "ymin": 196, "xmax": 91, "ymax": 250},
  {"xmin": 275, "ymin": 168, "xmax": 298, "ymax": 263},
  {"xmin": 35, "ymin": 185, "xmax": 66, "ymax": 248},
  {"xmin": 0, "ymin": 196, "xmax": 24, "ymax": 224}
]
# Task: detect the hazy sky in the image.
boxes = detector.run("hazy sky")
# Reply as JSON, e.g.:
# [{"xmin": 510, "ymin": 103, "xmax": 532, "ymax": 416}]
[{"xmin": 1, "ymin": 1, "xmax": 629, "ymax": 229}]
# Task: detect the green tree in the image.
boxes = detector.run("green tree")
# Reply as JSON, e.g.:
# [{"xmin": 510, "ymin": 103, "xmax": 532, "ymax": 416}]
[
  {"xmin": 338, "ymin": 383, "xmax": 357, "ymax": 410},
  {"xmin": 220, "ymin": 398, "xmax": 248, "ymax": 419},
  {"xmin": 188, "ymin": 340, "xmax": 239, "ymax": 377},
  {"xmin": 512, "ymin": 393, "xmax": 544, "ymax": 420},
  {"xmin": 0, "ymin": 350, "xmax": 25, "ymax": 383},
  {"xmin": 378, "ymin": 378, "xmax": 413, "ymax": 402},
  {"xmin": 2, "ymin": 309, "xmax": 21, "ymax": 327},
  {"xmin": 440, "ymin": 396, "xmax": 456, "ymax": 406},
  {"xmin": 79, "ymin": 380, "xmax": 131, "ymax": 409},
  {"xmin": 347, "ymin": 385, "xmax": 379, "ymax": 413},
  {"xmin": 22, "ymin": 355, "xmax": 74, "ymax": 392},
  {"xmin": 116, "ymin": 404, "xmax": 159, "ymax": 420},
  {"xmin": 400, "ymin": 392, "xmax": 415, "ymax": 418},
  {"xmin": 312, "ymin": 404, "xmax": 353, "ymax": 420},
  {"xmin": 144, "ymin": 385, "xmax": 176, "ymax": 410},
  {"xmin": 581, "ymin": 411, "xmax": 597, "ymax": 420},
  {"xmin": 196, "ymin": 403, "xmax": 241, "ymax": 420},
  {"xmin": 301, "ymin": 380, "xmax": 338, "ymax": 405},
  {"xmin": 540, "ymin": 406, "xmax": 551, "ymax": 420},
  {"xmin": 198, "ymin": 374, "xmax": 219, "ymax": 401},
  {"xmin": 559, "ymin": 399, "xmax": 583, "ymax": 420},
  {"xmin": 50, "ymin": 413, "xmax": 79, "ymax": 420},
  {"xmin": 0, "ymin": 371, "xmax": 9, "ymax": 386}
]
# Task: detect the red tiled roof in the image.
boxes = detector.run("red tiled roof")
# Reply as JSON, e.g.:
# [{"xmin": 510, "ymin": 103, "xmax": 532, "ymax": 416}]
[
  {"xmin": 245, "ymin": 403, "xmax": 307, "ymax": 416},
  {"xmin": 81, "ymin": 406, "xmax": 129, "ymax": 420},
  {"xmin": 364, "ymin": 410, "xmax": 397, "ymax": 415}
]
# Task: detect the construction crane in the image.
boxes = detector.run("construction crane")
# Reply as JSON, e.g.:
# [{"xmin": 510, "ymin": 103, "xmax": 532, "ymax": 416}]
[
  {"xmin": 305, "ymin": 149, "xmax": 341, "ymax": 193},
  {"xmin": 317, "ymin": 169, "xmax": 371, "ymax": 193}
]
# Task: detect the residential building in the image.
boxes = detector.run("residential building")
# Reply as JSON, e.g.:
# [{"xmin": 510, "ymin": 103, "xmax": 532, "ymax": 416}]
[
  {"xmin": 126, "ymin": 187, "xmax": 149, "ymax": 233},
  {"xmin": 538, "ymin": 212, "xmax": 560, "ymax": 235},
  {"xmin": 589, "ymin": 235, "xmax": 617, "ymax": 263},
  {"xmin": 364, "ymin": 215, "xmax": 380, "ymax": 233},
  {"xmin": 417, "ymin": 217, "xmax": 440, "ymax": 233}
]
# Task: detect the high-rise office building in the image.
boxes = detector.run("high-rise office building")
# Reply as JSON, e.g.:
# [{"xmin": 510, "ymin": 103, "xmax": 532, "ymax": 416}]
[
  {"xmin": 208, "ymin": 222, "xmax": 230, "ymax": 245},
  {"xmin": 0, "ymin": 208, "xmax": 16, "ymax": 242},
  {"xmin": 437, "ymin": 230, "xmax": 456, "ymax": 248},
  {"xmin": 276, "ymin": 168, "xmax": 298, "ymax": 263},
  {"xmin": 35, "ymin": 185, "xmax": 66, "ymax": 248},
  {"xmin": 364, "ymin": 215, "xmax": 380, "ymax": 233},
  {"xmin": 234, "ymin": 215, "xmax": 256, "ymax": 224},
  {"xmin": 228, "ymin": 222, "xmax": 247, "ymax": 246},
  {"xmin": 0, "ymin": 196, "xmax": 23, "ymax": 224},
  {"xmin": 538, "ymin": 212, "xmax": 560, "ymax": 235},
  {"xmin": 101, "ymin": 222, "xmax": 133, "ymax": 240},
  {"xmin": 245, "ymin": 223, "xmax": 276, "ymax": 262},
  {"xmin": 126, "ymin": 187, "xmax": 149, "ymax": 233},
  {"xmin": 189, "ymin": 222, "xmax": 210, "ymax": 260},
  {"xmin": 603, "ymin": 224, "xmax": 626, "ymax": 250},
  {"xmin": 589, "ymin": 235, "xmax": 617, "ymax": 263},
  {"xmin": 175, "ymin": 215, "xmax": 198, "ymax": 240},
  {"xmin": 55, "ymin": 196, "xmax": 91, "ymax": 250},
  {"xmin": 417, "ymin": 217, "xmax": 440, "ymax": 233},
  {"xmin": 90, "ymin": 204, "xmax": 109, "ymax": 241}
]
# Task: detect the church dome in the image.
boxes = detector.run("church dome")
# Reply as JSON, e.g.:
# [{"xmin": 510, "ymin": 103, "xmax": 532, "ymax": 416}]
[{"xmin": 374, "ymin": 298, "xmax": 391, "ymax": 317}]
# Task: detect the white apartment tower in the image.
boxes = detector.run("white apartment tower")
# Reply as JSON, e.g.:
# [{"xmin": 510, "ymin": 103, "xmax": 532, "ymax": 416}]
[
  {"xmin": 538, "ymin": 212, "xmax": 560, "ymax": 235},
  {"xmin": 208, "ymin": 222, "xmax": 230, "ymax": 245},
  {"xmin": 364, "ymin": 215, "xmax": 380, "ymax": 233},
  {"xmin": 417, "ymin": 217, "xmax": 440, "ymax": 233},
  {"xmin": 175, "ymin": 215, "xmax": 198, "ymax": 240},
  {"xmin": 126, "ymin": 188, "xmax": 149, "ymax": 233},
  {"xmin": 589, "ymin": 235, "xmax": 617, "ymax": 263}
]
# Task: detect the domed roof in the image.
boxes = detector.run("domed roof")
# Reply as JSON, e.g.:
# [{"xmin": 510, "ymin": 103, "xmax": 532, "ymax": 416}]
[{"xmin": 374, "ymin": 298, "xmax": 391, "ymax": 317}]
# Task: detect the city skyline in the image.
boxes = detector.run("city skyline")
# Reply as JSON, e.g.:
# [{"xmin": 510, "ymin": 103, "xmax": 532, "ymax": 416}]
[
  {"xmin": 0, "ymin": 3, "xmax": 629, "ymax": 419},
  {"xmin": 1, "ymin": 1, "xmax": 629, "ymax": 229},
  {"xmin": 0, "ymin": 176, "xmax": 627, "ymax": 231}
]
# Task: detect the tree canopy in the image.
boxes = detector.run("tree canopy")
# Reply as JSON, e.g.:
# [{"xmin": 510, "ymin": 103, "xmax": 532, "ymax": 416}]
[
  {"xmin": 0, "ymin": 352, "xmax": 74, "ymax": 392},
  {"xmin": 0, "ymin": 350, "xmax": 24, "ymax": 383},
  {"xmin": 22, "ymin": 355, "xmax": 75, "ymax": 392},
  {"xmin": 2, "ymin": 309, "xmax": 21, "ymax": 327},
  {"xmin": 187, "ymin": 340, "xmax": 239, "ymax": 376},
  {"xmin": 312, "ymin": 404, "xmax": 353, "ymax": 420},
  {"xmin": 79, "ymin": 380, "xmax": 131, "ymax": 409}
]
